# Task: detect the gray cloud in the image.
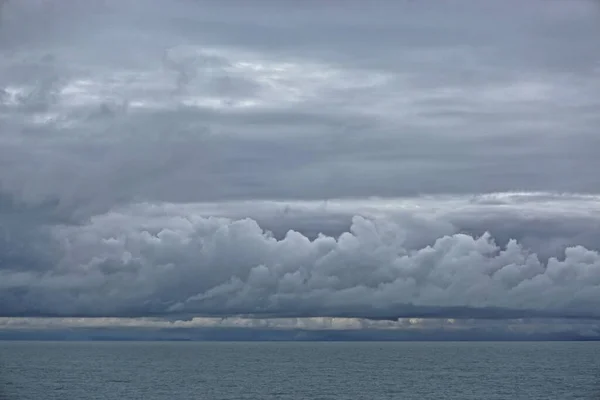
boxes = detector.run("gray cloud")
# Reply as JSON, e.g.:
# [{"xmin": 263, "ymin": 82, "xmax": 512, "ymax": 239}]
[
  {"xmin": 1, "ymin": 1, "xmax": 600, "ymax": 327},
  {"xmin": 2, "ymin": 194, "xmax": 600, "ymax": 320},
  {"xmin": 1, "ymin": 0, "xmax": 599, "ymax": 212}
]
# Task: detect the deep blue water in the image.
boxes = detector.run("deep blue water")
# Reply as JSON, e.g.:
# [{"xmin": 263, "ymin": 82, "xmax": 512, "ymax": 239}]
[{"xmin": 1, "ymin": 341, "xmax": 600, "ymax": 399}]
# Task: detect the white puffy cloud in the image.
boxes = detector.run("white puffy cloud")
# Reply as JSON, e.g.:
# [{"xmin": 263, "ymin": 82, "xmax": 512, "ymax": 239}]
[{"xmin": 2, "ymin": 193, "xmax": 600, "ymax": 320}]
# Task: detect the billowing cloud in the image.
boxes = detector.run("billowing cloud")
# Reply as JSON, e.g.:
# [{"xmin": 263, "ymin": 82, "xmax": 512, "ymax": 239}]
[
  {"xmin": 1, "ymin": 1, "xmax": 600, "ymax": 330},
  {"xmin": 2, "ymin": 194, "xmax": 600, "ymax": 320}
]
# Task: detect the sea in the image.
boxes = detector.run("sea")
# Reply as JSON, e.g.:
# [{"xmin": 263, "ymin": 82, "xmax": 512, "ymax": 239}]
[{"xmin": 1, "ymin": 341, "xmax": 599, "ymax": 399}]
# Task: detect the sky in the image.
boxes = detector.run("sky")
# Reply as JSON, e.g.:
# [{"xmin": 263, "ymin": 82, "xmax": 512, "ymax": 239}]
[{"xmin": 1, "ymin": 0, "xmax": 600, "ymax": 340}]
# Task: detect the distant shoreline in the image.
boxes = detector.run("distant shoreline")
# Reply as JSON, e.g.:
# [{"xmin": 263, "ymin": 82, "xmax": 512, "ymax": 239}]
[{"xmin": 2, "ymin": 336, "xmax": 600, "ymax": 343}]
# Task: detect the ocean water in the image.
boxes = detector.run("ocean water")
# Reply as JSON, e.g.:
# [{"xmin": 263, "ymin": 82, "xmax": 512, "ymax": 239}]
[{"xmin": 1, "ymin": 341, "xmax": 599, "ymax": 399}]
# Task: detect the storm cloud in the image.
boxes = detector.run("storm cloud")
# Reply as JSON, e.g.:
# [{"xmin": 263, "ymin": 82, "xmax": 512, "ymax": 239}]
[
  {"xmin": 1, "ymin": 0, "xmax": 600, "ymax": 328},
  {"xmin": 3, "ymin": 194, "xmax": 600, "ymax": 320}
]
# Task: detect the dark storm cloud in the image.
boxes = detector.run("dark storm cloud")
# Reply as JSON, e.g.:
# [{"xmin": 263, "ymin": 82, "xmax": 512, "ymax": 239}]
[{"xmin": 1, "ymin": 1, "xmax": 600, "ymax": 324}]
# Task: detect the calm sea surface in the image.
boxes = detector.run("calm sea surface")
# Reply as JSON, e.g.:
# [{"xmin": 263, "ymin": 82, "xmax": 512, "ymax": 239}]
[{"xmin": 1, "ymin": 341, "xmax": 599, "ymax": 399}]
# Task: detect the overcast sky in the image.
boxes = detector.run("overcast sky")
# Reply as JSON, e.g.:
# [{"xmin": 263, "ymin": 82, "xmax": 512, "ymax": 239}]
[{"xmin": 1, "ymin": 0, "xmax": 600, "ymax": 339}]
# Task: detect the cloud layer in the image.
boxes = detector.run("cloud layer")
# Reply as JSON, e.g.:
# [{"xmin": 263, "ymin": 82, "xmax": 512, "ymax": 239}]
[
  {"xmin": 2, "ymin": 315, "xmax": 599, "ymax": 341},
  {"xmin": 2, "ymin": 194, "xmax": 600, "ymax": 320},
  {"xmin": 1, "ymin": 0, "xmax": 600, "ymax": 213},
  {"xmin": 1, "ymin": 1, "xmax": 600, "ymax": 328}
]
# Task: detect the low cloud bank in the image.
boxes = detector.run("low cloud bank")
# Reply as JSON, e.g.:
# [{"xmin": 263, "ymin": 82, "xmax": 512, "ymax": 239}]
[
  {"xmin": 2, "ymin": 194, "xmax": 600, "ymax": 320},
  {"xmin": 1, "ymin": 316, "xmax": 599, "ymax": 342}
]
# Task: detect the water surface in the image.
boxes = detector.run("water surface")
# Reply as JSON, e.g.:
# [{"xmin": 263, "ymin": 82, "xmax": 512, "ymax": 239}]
[{"xmin": 1, "ymin": 341, "xmax": 599, "ymax": 399}]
